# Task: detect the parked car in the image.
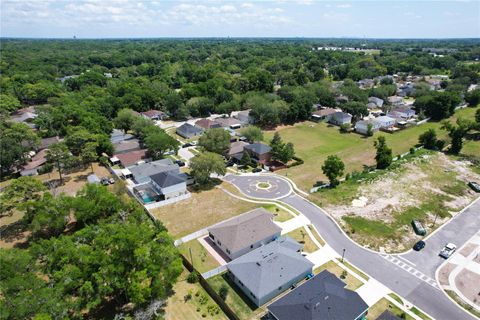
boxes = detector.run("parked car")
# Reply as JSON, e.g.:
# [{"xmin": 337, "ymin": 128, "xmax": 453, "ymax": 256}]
[
  {"xmin": 468, "ymin": 181, "xmax": 480, "ymax": 193},
  {"xmin": 108, "ymin": 177, "xmax": 115, "ymax": 184},
  {"xmin": 100, "ymin": 177, "xmax": 110, "ymax": 186},
  {"xmin": 225, "ymin": 160, "xmax": 235, "ymax": 167},
  {"xmin": 439, "ymin": 243, "xmax": 457, "ymax": 259},
  {"xmin": 252, "ymin": 168, "xmax": 262, "ymax": 173},
  {"xmin": 413, "ymin": 240, "xmax": 426, "ymax": 251},
  {"xmin": 175, "ymin": 160, "xmax": 185, "ymax": 167},
  {"xmin": 182, "ymin": 142, "xmax": 192, "ymax": 148},
  {"xmin": 411, "ymin": 220, "xmax": 427, "ymax": 236}
]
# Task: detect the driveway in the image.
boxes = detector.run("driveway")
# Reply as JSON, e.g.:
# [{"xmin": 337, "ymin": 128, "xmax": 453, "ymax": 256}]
[
  {"xmin": 178, "ymin": 146, "xmax": 196, "ymax": 164},
  {"xmin": 225, "ymin": 174, "xmax": 478, "ymax": 320}
]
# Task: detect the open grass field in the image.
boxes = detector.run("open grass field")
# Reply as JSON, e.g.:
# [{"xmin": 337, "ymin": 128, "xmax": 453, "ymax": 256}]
[
  {"xmin": 163, "ymin": 268, "xmax": 227, "ymax": 320},
  {"xmin": 313, "ymin": 260, "xmax": 363, "ymax": 291},
  {"xmin": 151, "ymin": 183, "xmax": 258, "ymax": 238},
  {"xmin": 286, "ymin": 227, "xmax": 319, "ymax": 253},
  {"xmin": 265, "ymin": 107, "xmax": 479, "ymax": 191},
  {"xmin": 178, "ymin": 239, "xmax": 220, "ymax": 273}
]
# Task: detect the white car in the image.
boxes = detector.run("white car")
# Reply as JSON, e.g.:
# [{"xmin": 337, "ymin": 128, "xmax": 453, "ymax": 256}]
[{"xmin": 439, "ymin": 243, "xmax": 457, "ymax": 259}]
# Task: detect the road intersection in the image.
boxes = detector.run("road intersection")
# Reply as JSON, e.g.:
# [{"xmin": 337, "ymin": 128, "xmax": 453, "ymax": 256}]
[{"xmin": 224, "ymin": 173, "xmax": 479, "ymax": 320}]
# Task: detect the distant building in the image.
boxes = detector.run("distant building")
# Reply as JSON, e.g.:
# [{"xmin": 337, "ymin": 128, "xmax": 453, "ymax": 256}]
[
  {"xmin": 388, "ymin": 96, "xmax": 404, "ymax": 106},
  {"xmin": 227, "ymin": 237, "xmax": 314, "ymax": 306},
  {"xmin": 208, "ymin": 208, "xmax": 282, "ymax": 260},
  {"xmin": 176, "ymin": 123, "xmax": 204, "ymax": 139},
  {"xmin": 20, "ymin": 149, "xmax": 48, "ymax": 176},
  {"xmin": 39, "ymin": 136, "xmax": 61, "ymax": 150},
  {"xmin": 115, "ymin": 149, "xmax": 149, "ymax": 167},
  {"xmin": 268, "ymin": 270, "xmax": 369, "ymax": 320},
  {"xmin": 355, "ymin": 120, "xmax": 381, "ymax": 135},
  {"xmin": 141, "ymin": 110, "xmax": 167, "ymax": 121},
  {"xmin": 228, "ymin": 141, "xmax": 249, "ymax": 160},
  {"xmin": 328, "ymin": 112, "xmax": 352, "ymax": 126},
  {"xmin": 214, "ymin": 117, "xmax": 244, "ymax": 129},
  {"xmin": 311, "ymin": 108, "xmax": 337, "ymax": 121},
  {"xmin": 389, "ymin": 107, "xmax": 416, "ymax": 119},
  {"xmin": 110, "ymin": 129, "xmax": 134, "ymax": 144},
  {"xmin": 244, "ymin": 143, "xmax": 272, "ymax": 165},
  {"xmin": 195, "ymin": 118, "xmax": 222, "ymax": 130},
  {"xmin": 375, "ymin": 116, "xmax": 396, "ymax": 129},
  {"xmin": 358, "ymin": 79, "xmax": 375, "ymax": 89},
  {"xmin": 368, "ymin": 97, "xmax": 384, "ymax": 109},
  {"xmin": 233, "ymin": 110, "xmax": 253, "ymax": 124}
]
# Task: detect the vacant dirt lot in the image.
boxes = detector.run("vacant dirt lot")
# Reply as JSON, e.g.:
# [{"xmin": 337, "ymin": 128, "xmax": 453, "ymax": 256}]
[{"xmin": 325, "ymin": 153, "xmax": 480, "ymax": 252}]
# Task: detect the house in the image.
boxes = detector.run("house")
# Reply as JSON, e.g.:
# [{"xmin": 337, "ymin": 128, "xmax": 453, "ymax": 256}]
[
  {"xmin": 214, "ymin": 117, "xmax": 244, "ymax": 129},
  {"xmin": 228, "ymin": 141, "xmax": 249, "ymax": 159},
  {"xmin": 176, "ymin": 123, "xmax": 204, "ymax": 139},
  {"xmin": 358, "ymin": 78, "xmax": 375, "ymax": 89},
  {"xmin": 389, "ymin": 107, "xmax": 416, "ymax": 119},
  {"xmin": 335, "ymin": 95, "xmax": 349, "ymax": 104},
  {"xmin": 388, "ymin": 96, "xmax": 404, "ymax": 106},
  {"xmin": 233, "ymin": 110, "xmax": 253, "ymax": 124},
  {"xmin": 115, "ymin": 149, "xmax": 149, "ymax": 167},
  {"xmin": 368, "ymin": 97, "xmax": 384, "ymax": 109},
  {"xmin": 127, "ymin": 158, "xmax": 179, "ymax": 184},
  {"xmin": 268, "ymin": 270, "xmax": 369, "ymax": 320},
  {"xmin": 10, "ymin": 107, "xmax": 38, "ymax": 127},
  {"xmin": 311, "ymin": 108, "xmax": 337, "ymax": 121},
  {"xmin": 376, "ymin": 310, "xmax": 404, "ymax": 320},
  {"xmin": 227, "ymin": 237, "xmax": 314, "ymax": 306},
  {"xmin": 397, "ymin": 83, "xmax": 415, "ymax": 97},
  {"xmin": 328, "ymin": 112, "xmax": 352, "ymax": 126},
  {"xmin": 110, "ymin": 129, "xmax": 134, "ymax": 144},
  {"xmin": 150, "ymin": 171, "xmax": 188, "ymax": 201},
  {"xmin": 375, "ymin": 116, "xmax": 396, "ymax": 129},
  {"xmin": 39, "ymin": 136, "xmax": 61, "ymax": 150},
  {"xmin": 195, "ymin": 118, "xmax": 222, "ymax": 130},
  {"xmin": 208, "ymin": 208, "xmax": 282, "ymax": 260},
  {"xmin": 244, "ymin": 143, "xmax": 272, "ymax": 165},
  {"xmin": 141, "ymin": 110, "xmax": 167, "ymax": 121},
  {"xmin": 20, "ymin": 149, "xmax": 48, "ymax": 176},
  {"xmin": 113, "ymin": 138, "xmax": 141, "ymax": 155},
  {"xmin": 355, "ymin": 120, "xmax": 381, "ymax": 135}
]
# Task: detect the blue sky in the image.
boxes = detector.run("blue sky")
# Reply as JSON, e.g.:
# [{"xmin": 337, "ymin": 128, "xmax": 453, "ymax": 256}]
[{"xmin": 1, "ymin": 1, "xmax": 479, "ymax": 38}]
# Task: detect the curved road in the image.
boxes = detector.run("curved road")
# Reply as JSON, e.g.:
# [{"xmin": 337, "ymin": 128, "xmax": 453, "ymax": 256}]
[{"xmin": 224, "ymin": 174, "xmax": 479, "ymax": 320}]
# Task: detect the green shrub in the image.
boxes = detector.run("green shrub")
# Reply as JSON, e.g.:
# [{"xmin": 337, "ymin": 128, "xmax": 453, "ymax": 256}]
[{"xmin": 187, "ymin": 271, "xmax": 199, "ymax": 283}]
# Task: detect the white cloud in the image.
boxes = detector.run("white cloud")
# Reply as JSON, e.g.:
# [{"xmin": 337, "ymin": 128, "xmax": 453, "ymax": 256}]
[{"xmin": 337, "ymin": 4, "xmax": 351, "ymax": 9}]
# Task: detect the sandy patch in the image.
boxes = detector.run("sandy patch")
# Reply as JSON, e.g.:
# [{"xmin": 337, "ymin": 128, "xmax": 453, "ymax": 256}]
[
  {"xmin": 455, "ymin": 269, "xmax": 480, "ymax": 307},
  {"xmin": 438, "ymin": 262, "xmax": 457, "ymax": 286},
  {"xmin": 459, "ymin": 243, "xmax": 479, "ymax": 257}
]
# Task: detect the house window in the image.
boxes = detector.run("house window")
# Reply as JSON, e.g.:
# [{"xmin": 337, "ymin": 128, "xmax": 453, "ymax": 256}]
[
  {"xmin": 209, "ymin": 234, "xmax": 215, "ymax": 240},
  {"xmin": 239, "ymin": 281, "xmax": 244, "ymax": 287}
]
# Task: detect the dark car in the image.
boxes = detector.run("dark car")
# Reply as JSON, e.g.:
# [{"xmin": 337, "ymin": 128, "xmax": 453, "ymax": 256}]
[
  {"xmin": 413, "ymin": 240, "xmax": 426, "ymax": 251},
  {"xmin": 252, "ymin": 168, "xmax": 262, "ymax": 173},
  {"xmin": 182, "ymin": 143, "xmax": 192, "ymax": 148},
  {"xmin": 100, "ymin": 177, "xmax": 110, "ymax": 186},
  {"xmin": 175, "ymin": 160, "xmax": 185, "ymax": 167},
  {"xmin": 468, "ymin": 181, "xmax": 480, "ymax": 193}
]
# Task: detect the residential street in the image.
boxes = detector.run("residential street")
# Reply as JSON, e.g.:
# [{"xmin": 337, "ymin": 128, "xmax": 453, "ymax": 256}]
[{"xmin": 225, "ymin": 174, "xmax": 479, "ymax": 320}]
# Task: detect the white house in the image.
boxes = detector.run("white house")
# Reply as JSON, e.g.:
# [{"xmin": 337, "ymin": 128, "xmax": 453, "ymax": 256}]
[
  {"xmin": 355, "ymin": 120, "xmax": 381, "ymax": 135},
  {"xmin": 375, "ymin": 116, "xmax": 396, "ymax": 129}
]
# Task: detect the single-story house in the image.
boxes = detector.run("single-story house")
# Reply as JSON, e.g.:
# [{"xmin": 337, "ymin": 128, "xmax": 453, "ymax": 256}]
[
  {"xmin": 311, "ymin": 108, "xmax": 337, "ymax": 121},
  {"xmin": 214, "ymin": 117, "xmax": 244, "ymax": 129},
  {"xmin": 87, "ymin": 174, "xmax": 101, "ymax": 184},
  {"xmin": 389, "ymin": 107, "xmax": 415, "ymax": 119},
  {"xmin": 113, "ymin": 138, "xmax": 141, "ymax": 155},
  {"xmin": 227, "ymin": 237, "xmax": 314, "ymax": 306},
  {"xmin": 358, "ymin": 78, "xmax": 375, "ymax": 89},
  {"xmin": 141, "ymin": 110, "xmax": 167, "ymax": 121},
  {"xmin": 39, "ymin": 136, "xmax": 61, "ymax": 150},
  {"xmin": 355, "ymin": 120, "xmax": 381, "ymax": 135},
  {"xmin": 115, "ymin": 149, "xmax": 149, "ymax": 167},
  {"xmin": 244, "ymin": 143, "xmax": 272, "ymax": 165},
  {"xmin": 228, "ymin": 141, "xmax": 249, "ymax": 159},
  {"xmin": 388, "ymin": 96, "xmax": 404, "ymax": 106},
  {"xmin": 110, "ymin": 129, "xmax": 134, "ymax": 144},
  {"xmin": 233, "ymin": 110, "xmax": 253, "ymax": 124},
  {"xmin": 127, "ymin": 158, "xmax": 179, "ymax": 184},
  {"xmin": 268, "ymin": 270, "xmax": 369, "ymax": 320},
  {"xmin": 150, "ymin": 171, "xmax": 188, "ymax": 201},
  {"xmin": 368, "ymin": 97, "xmax": 384, "ymax": 109},
  {"xmin": 376, "ymin": 310, "xmax": 404, "ymax": 320},
  {"xmin": 335, "ymin": 95, "xmax": 349, "ymax": 104},
  {"xmin": 208, "ymin": 208, "xmax": 282, "ymax": 260},
  {"xmin": 375, "ymin": 116, "xmax": 396, "ymax": 129},
  {"xmin": 20, "ymin": 149, "xmax": 48, "ymax": 176},
  {"xmin": 328, "ymin": 112, "xmax": 352, "ymax": 126},
  {"xmin": 10, "ymin": 106, "xmax": 38, "ymax": 127},
  {"xmin": 195, "ymin": 118, "xmax": 222, "ymax": 130},
  {"xmin": 176, "ymin": 123, "xmax": 204, "ymax": 139}
]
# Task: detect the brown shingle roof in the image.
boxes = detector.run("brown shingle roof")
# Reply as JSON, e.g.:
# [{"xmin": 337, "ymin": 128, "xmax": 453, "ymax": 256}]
[
  {"xmin": 312, "ymin": 108, "xmax": 337, "ymax": 117},
  {"xmin": 115, "ymin": 149, "xmax": 148, "ymax": 167},
  {"xmin": 195, "ymin": 118, "xmax": 221, "ymax": 130}
]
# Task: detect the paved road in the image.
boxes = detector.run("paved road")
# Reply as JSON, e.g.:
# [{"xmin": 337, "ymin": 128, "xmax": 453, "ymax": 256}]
[
  {"xmin": 223, "ymin": 174, "xmax": 292, "ymax": 200},
  {"xmin": 225, "ymin": 174, "xmax": 479, "ymax": 320}
]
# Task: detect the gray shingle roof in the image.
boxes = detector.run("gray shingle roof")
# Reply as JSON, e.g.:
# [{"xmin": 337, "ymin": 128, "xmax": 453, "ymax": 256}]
[
  {"xmin": 268, "ymin": 270, "xmax": 368, "ymax": 320},
  {"xmin": 150, "ymin": 171, "xmax": 186, "ymax": 189},
  {"xmin": 128, "ymin": 159, "xmax": 179, "ymax": 184},
  {"xmin": 176, "ymin": 123, "xmax": 203, "ymax": 137},
  {"xmin": 244, "ymin": 143, "xmax": 271, "ymax": 155},
  {"xmin": 227, "ymin": 237, "xmax": 313, "ymax": 299},
  {"xmin": 208, "ymin": 208, "xmax": 281, "ymax": 253}
]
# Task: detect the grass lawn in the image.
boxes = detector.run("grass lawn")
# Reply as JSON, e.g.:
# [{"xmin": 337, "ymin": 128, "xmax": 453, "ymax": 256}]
[
  {"xmin": 367, "ymin": 298, "xmax": 413, "ymax": 320},
  {"xmin": 178, "ymin": 239, "xmax": 220, "ymax": 273},
  {"xmin": 286, "ymin": 227, "xmax": 319, "ymax": 253},
  {"xmin": 262, "ymin": 204, "xmax": 295, "ymax": 222},
  {"xmin": 163, "ymin": 268, "xmax": 227, "ymax": 320},
  {"xmin": 307, "ymin": 225, "xmax": 326, "ymax": 246},
  {"xmin": 207, "ymin": 273, "xmax": 266, "ymax": 320},
  {"xmin": 314, "ymin": 261, "xmax": 363, "ymax": 290},
  {"xmin": 342, "ymin": 261, "xmax": 369, "ymax": 281},
  {"xmin": 446, "ymin": 290, "xmax": 480, "ymax": 318},
  {"xmin": 150, "ymin": 183, "xmax": 258, "ymax": 238},
  {"xmin": 265, "ymin": 107, "xmax": 478, "ymax": 191}
]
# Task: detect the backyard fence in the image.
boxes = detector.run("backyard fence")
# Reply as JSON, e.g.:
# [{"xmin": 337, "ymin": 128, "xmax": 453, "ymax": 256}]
[{"xmin": 202, "ymin": 265, "xmax": 228, "ymax": 280}]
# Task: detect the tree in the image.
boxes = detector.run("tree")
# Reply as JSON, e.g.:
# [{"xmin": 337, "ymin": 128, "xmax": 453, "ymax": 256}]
[
  {"xmin": 144, "ymin": 130, "xmax": 179, "ymax": 160},
  {"xmin": 441, "ymin": 119, "xmax": 472, "ymax": 155},
  {"xmin": 190, "ymin": 152, "xmax": 226, "ymax": 185},
  {"xmin": 476, "ymin": 109, "xmax": 480, "ymax": 125},
  {"xmin": 366, "ymin": 123, "xmax": 374, "ymax": 137},
  {"xmin": 0, "ymin": 121, "xmax": 40, "ymax": 174},
  {"xmin": 374, "ymin": 136, "xmax": 393, "ymax": 169},
  {"xmin": 240, "ymin": 151, "xmax": 252, "ymax": 167},
  {"xmin": 45, "ymin": 142, "xmax": 72, "ymax": 182},
  {"xmin": 465, "ymin": 89, "xmax": 480, "ymax": 107},
  {"xmin": 0, "ymin": 93, "xmax": 21, "ymax": 114},
  {"xmin": 269, "ymin": 132, "xmax": 295, "ymax": 163},
  {"xmin": 269, "ymin": 132, "xmax": 284, "ymax": 158},
  {"xmin": 419, "ymin": 129, "xmax": 438, "ymax": 150},
  {"xmin": 239, "ymin": 126, "xmax": 263, "ymax": 143},
  {"xmin": 0, "ymin": 176, "xmax": 47, "ymax": 218},
  {"xmin": 278, "ymin": 142, "xmax": 295, "ymax": 163},
  {"xmin": 113, "ymin": 108, "xmax": 137, "ymax": 133},
  {"xmin": 341, "ymin": 102, "xmax": 368, "ymax": 122},
  {"xmin": 80, "ymin": 141, "xmax": 98, "ymax": 172},
  {"xmin": 322, "ymin": 155, "xmax": 345, "ymax": 187},
  {"xmin": 198, "ymin": 128, "xmax": 231, "ymax": 155},
  {"xmin": 414, "ymin": 91, "xmax": 461, "ymax": 120}
]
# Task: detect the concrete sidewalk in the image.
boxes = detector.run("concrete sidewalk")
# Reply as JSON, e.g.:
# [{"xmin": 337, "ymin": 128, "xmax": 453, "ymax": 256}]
[
  {"xmin": 356, "ymin": 278, "xmax": 391, "ymax": 307},
  {"xmin": 306, "ymin": 244, "xmax": 339, "ymax": 269},
  {"xmin": 276, "ymin": 214, "xmax": 310, "ymax": 234}
]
